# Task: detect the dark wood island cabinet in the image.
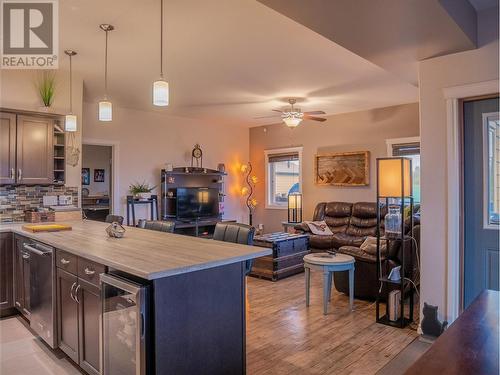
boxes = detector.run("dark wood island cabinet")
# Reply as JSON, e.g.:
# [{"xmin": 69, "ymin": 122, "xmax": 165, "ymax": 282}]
[{"xmin": 0, "ymin": 232, "xmax": 14, "ymax": 316}]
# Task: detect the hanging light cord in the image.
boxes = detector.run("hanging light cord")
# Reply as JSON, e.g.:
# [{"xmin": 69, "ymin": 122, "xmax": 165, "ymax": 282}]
[
  {"xmin": 69, "ymin": 54, "xmax": 73, "ymax": 113},
  {"xmin": 104, "ymin": 29, "xmax": 109, "ymax": 98},
  {"xmin": 160, "ymin": 0, "xmax": 164, "ymax": 78}
]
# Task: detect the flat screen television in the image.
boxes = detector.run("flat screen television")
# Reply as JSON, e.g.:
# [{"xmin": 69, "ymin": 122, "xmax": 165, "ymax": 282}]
[{"xmin": 176, "ymin": 187, "xmax": 219, "ymax": 219}]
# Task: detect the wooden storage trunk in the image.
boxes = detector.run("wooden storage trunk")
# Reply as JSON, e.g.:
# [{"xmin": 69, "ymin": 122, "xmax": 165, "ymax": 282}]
[
  {"xmin": 24, "ymin": 211, "xmax": 55, "ymax": 223},
  {"xmin": 250, "ymin": 232, "xmax": 309, "ymax": 281}
]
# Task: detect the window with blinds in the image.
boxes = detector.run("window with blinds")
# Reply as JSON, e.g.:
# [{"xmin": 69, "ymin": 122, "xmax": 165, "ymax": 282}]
[
  {"xmin": 265, "ymin": 148, "xmax": 302, "ymax": 207},
  {"xmin": 391, "ymin": 142, "xmax": 420, "ymax": 156}
]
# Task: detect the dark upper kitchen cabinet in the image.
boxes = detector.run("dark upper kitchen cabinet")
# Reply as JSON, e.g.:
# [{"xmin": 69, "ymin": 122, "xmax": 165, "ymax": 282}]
[
  {"xmin": 0, "ymin": 233, "xmax": 14, "ymax": 316},
  {"xmin": 14, "ymin": 236, "xmax": 31, "ymax": 319},
  {"xmin": 56, "ymin": 268, "xmax": 79, "ymax": 363},
  {"xmin": 16, "ymin": 115, "xmax": 54, "ymax": 184},
  {"xmin": 0, "ymin": 111, "xmax": 60, "ymax": 185},
  {"xmin": 0, "ymin": 113, "xmax": 16, "ymax": 184}
]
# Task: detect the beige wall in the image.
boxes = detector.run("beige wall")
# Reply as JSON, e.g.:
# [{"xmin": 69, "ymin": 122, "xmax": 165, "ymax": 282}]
[
  {"xmin": 82, "ymin": 145, "xmax": 112, "ymax": 195},
  {"xmin": 249, "ymin": 103, "xmax": 420, "ymax": 232},
  {"xmin": 0, "ymin": 70, "xmax": 83, "ymax": 198},
  {"xmin": 82, "ymin": 103, "xmax": 249, "ymax": 222},
  {"xmin": 419, "ymin": 14, "xmax": 499, "ymax": 321}
]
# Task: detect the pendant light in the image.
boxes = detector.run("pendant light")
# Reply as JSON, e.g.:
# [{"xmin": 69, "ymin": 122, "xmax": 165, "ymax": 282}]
[
  {"xmin": 153, "ymin": 0, "xmax": 169, "ymax": 106},
  {"xmin": 64, "ymin": 50, "xmax": 77, "ymax": 132},
  {"xmin": 99, "ymin": 24, "xmax": 114, "ymax": 121}
]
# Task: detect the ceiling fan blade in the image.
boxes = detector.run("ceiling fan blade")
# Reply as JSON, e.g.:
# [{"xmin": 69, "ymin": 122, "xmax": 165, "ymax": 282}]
[
  {"xmin": 254, "ymin": 114, "xmax": 282, "ymax": 119},
  {"xmin": 272, "ymin": 109, "xmax": 284, "ymax": 113},
  {"xmin": 303, "ymin": 110, "xmax": 326, "ymax": 115},
  {"xmin": 304, "ymin": 115, "xmax": 327, "ymax": 122}
]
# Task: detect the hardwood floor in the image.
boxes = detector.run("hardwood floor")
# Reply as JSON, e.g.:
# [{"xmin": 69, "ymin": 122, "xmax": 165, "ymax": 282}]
[
  {"xmin": 246, "ymin": 272, "xmax": 418, "ymax": 375},
  {"xmin": 0, "ymin": 271, "xmax": 418, "ymax": 375}
]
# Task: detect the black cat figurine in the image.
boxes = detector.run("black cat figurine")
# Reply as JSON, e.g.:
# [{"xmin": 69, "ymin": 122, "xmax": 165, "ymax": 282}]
[{"xmin": 421, "ymin": 302, "xmax": 448, "ymax": 338}]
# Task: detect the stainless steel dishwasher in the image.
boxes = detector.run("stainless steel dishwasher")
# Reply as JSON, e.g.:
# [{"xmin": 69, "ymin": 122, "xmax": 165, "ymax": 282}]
[{"xmin": 23, "ymin": 241, "xmax": 56, "ymax": 348}]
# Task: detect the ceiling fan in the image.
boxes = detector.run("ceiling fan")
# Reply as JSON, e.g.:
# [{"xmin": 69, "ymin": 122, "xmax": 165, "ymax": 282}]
[{"xmin": 263, "ymin": 99, "xmax": 327, "ymax": 127}]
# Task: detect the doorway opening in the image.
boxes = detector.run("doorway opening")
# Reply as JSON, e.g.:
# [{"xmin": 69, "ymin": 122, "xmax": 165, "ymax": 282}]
[{"xmin": 82, "ymin": 144, "xmax": 113, "ymax": 222}]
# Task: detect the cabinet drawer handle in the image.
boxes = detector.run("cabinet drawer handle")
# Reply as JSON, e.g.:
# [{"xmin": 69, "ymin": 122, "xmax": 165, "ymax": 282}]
[
  {"xmin": 70, "ymin": 282, "xmax": 77, "ymax": 303},
  {"xmin": 10, "ymin": 168, "xmax": 15, "ymax": 180},
  {"xmin": 84, "ymin": 267, "xmax": 95, "ymax": 276},
  {"xmin": 60, "ymin": 258, "xmax": 70, "ymax": 265},
  {"xmin": 18, "ymin": 169, "xmax": 22, "ymax": 181},
  {"xmin": 74, "ymin": 284, "xmax": 81, "ymax": 303}
]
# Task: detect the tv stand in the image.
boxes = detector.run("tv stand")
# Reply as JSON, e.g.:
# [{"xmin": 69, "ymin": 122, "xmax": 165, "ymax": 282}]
[{"xmin": 161, "ymin": 167, "xmax": 228, "ymax": 237}]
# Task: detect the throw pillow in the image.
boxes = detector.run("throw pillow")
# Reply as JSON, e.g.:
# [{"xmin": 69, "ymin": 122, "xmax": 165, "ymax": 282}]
[
  {"xmin": 360, "ymin": 236, "xmax": 387, "ymax": 255},
  {"xmin": 305, "ymin": 221, "xmax": 334, "ymax": 236}
]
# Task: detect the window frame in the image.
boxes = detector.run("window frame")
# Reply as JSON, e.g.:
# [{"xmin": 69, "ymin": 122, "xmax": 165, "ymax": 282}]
[
  {"xmin": 482, "ymin": 112, "xmax": 500, "ymax": 230},
  {"xmin": 264, "ymin": 146, "xmax": 303, "ymax": 210}
]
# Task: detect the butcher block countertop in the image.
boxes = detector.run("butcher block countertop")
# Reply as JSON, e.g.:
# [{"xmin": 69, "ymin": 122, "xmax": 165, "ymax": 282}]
[{"xmin": 0, "ymin": 220, "xmax": 271, "ymax": 280}]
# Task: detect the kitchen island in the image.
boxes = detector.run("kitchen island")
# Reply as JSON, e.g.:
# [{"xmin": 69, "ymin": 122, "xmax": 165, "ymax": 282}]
[{"xmin": 0, "ymin": 220, "xmax": 271, "ymax": 375}]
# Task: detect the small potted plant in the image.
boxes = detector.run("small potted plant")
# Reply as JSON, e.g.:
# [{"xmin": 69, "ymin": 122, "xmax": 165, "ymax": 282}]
[{"xmin": 129, "ymin": 181, "xmax": 156, "ymax": 201}]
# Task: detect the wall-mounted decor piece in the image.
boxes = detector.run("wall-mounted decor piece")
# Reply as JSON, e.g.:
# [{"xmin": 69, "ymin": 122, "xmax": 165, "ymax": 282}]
[
  {"xmin": 94, "ymin": 169, "xmax": 105, "ymax": 182},
  {"xmin": 314, "ymin": 151, "xmax": 370, "ymax": 186},
  {"xmin": 82, "ymin": 168, "xmax": 90, "ymax": 185}
]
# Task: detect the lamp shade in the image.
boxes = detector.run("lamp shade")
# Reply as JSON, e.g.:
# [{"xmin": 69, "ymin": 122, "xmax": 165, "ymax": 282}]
[
  {"xmin": 153, "ymin": 79, "xmax": 169, "ymax": 106},
  {"xmin": 377, "ymin": 158, "xmax": 412, "ymax": 197},
  {"xmin": 65, "ymin": 114, "xmax": 77, "ymax": 132},
  {"xmin": 98, "ymin": 101, "xmax": 112, "ymax": 121},
  {"xmin": 288, "ymin": 192, "xmax": 303, "ymax": 223}
]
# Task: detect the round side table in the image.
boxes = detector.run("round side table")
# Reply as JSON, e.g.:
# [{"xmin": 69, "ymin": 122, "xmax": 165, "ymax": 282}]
[{"xmin": 303, "ymin": 253, "xmax": 355, "ymax": 315}]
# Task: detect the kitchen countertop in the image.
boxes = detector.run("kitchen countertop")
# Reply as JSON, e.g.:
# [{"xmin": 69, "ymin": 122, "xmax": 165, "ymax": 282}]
[{"xmin": 0, "ymin": 220, "xmax": 271, "ymax": 280}]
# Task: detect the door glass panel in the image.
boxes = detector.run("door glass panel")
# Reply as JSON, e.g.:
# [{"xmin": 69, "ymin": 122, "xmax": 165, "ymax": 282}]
[
  {"xmin": 102, "ymin": 284, "xmax": 137, "ymax": 375},
  {"xmin": 485, "ymin": 113, "xmax": 500, "ymax": 228}
]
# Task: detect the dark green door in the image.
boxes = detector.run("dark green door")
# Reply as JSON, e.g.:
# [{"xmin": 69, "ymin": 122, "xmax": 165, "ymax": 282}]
[{"xmin": 463, "ymin": 97, "xmax": 500, "ymax": 308}]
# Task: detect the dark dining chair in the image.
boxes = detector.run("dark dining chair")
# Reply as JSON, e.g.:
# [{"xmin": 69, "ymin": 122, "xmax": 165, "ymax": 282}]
[
  {"xmin": 105, "ymin": 214, "xmax": 124, "ymax": 225},
  {"xmin": 213, "ymin": 222, "xmax": 255, "ymax": 275},
  {"xmin": 139, "ymin": 220, "xmax": 176, "ymax": 233}
]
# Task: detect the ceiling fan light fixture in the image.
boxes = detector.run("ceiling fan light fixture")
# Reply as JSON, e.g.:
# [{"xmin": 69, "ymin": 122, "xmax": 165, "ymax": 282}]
[
  {"xmin": 282, "ymin": 111, "xmax": 303, "ymax": 127},
  {"xmin": 283, "ymin": 115, "xmax": 303, "ymax": 127}
]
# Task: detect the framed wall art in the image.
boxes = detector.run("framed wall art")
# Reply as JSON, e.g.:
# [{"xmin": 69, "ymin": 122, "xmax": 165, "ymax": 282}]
[
  {"xmin": 81, "ymin": 168, "xmax": 90, "ymax": 185},
  {"xmin": 314, "ymin": 151, "xmax": 370, "ymax": 186},
  {"xmin": 94, "ymin": 169, "xmax": 105, "ymax": 182}
]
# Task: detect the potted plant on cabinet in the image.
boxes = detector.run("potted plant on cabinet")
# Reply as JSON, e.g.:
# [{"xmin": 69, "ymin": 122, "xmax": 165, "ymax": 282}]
[
  {"xmin": 129, "ymin": 181, "xmax": 156, "ymax": 201},
  {"xmin": 36, "ymin": 71, "xmax": 56, "ymax": 111}
]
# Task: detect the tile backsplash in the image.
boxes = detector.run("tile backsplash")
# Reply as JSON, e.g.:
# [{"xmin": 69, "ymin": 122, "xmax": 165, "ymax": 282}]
[{"xmin": 0, "ymin": 185, "xmax": 78, "ymax": 222}]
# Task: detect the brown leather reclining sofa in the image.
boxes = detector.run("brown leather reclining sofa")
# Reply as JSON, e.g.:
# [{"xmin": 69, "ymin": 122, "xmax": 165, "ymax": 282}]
[{"xmin": 296, "ymin": 202, "xmax": 419, "ymax": 300}]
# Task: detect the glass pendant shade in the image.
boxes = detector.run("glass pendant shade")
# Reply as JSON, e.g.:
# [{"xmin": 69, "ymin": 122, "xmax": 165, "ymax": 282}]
[
  {"xmin": 99, "ymin": 101, "xmax": 113, "ymax": 121},
  {"xmin": 65, "ymin": 114, "xmax": 77, "ymax": 132},
  {"xmin": 153, "ymin": 79, "xmax": 169, "ymax": 106}
]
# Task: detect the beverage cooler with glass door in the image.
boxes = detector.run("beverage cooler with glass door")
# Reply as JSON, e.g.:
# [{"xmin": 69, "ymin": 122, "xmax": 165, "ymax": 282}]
[{"xmin": 100, "ymin": 273, "xmax": 151, "ymax": 375}]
